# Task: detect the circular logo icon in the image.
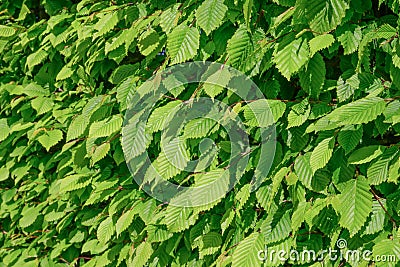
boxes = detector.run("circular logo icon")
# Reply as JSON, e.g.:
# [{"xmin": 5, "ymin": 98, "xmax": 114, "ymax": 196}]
[
  {"xmin": 122, "ymin": 61, "xmax": 276, "ymax": 207},
  {"xmin": 336, "ymin": 238, "xmax": 347, "ymax": 249}
]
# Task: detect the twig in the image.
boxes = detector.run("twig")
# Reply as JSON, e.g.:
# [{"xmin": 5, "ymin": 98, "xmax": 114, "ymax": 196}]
[{"xmin": 370, "ymin": 187, "xmax": 397, "ymax": 228}]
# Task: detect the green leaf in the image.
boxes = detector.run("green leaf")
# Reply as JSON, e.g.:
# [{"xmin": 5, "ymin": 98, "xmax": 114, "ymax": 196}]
[
  {"xmin": 337, "ymin": 176, "xmax": 372, "ymax": 237},
  {"xmin": 299, "ymin": 53, "xmax": 325, "ymax": 97},
  {"xmin": 270, "ymin": 6, "xmax": 295, "ymax": 32},
  {"xmin": 94, "ymin": 12, "xmax": 119, "ymax": 38},
  {"xmin": 31, "ymin": 97, "xmax": 54, "ymax": 115},
  {"xmin": 388, "ymin": 157, "xmax": 400, "ymax": 184},
  {"xmin": 243, "ymin": 0, "xmax": 253, "ymax": 29},
  {"xmin": 0, "ymin": 25, "xmax": 16, "ymax": 37},
  {"xmin": 273, "ymin": 36, "xmax": 309, "ymax": 80},
  {"xmin": 0, "ymin": 118, "xmax": 10, "ymax": 142},
  {"xmin": 123, "ymin": 120, "xmax": 152, "ymax": 161},
  {"xmin": 153, "ymin": 138, "xmax": 190, "ymax": 179},
  {"xmin": 56, "ymin": 65, "xmax": 74, "ymax": 81},
  {"xmin": 38, "ymin": 129, "xmax": 63, "ymax": 151},
  {"xmin": 336, "ymin": 74, "xmax": 359, "ymax": 103},
  {"xmin": 116, "ymin": 209, "xmax": 137, "ymax": 236},
  {"xmin": 364, "ymin": 199, "xmax": 386, "ymax": 235},
  {"xmin": 330, "ymin": 97, "xmax": 386, "ymax": 125},
  {"xmin": 165, "ymin": 206, "xmax": 197, "ymax": 232},
  {"xmin": 203, "ymin": 66, "xmax": 231, "ymax": 98},
  {"xmin": 358, "ymin": 24, "xmax": 397, "ymax": 71},
  {"xmin": 109, "ymin": 64, "xmax": 137, "ymax": 84},
  {"xmin": 105, "ymin": 26, "xmax": 137, "ymax": 55},
  {"xmin": 160, "ymin": 4, "xmax": 181, "ymax": 33},
  {"xmin": 138, "ymin": 29, "xmax": 159, "ymax": 56},
  {"xmin": 167, "ymin": 24, "xmax": 200, "ymax": 64},
  {"xmin": 235, "ymin": 184, "xmax": 251, "ymax": 211},
  {"xmin": 367, "ymin": 147, "xmax": 399, "ymax": 185},
  {"xmin": 314, "ymin": 96, "xmax": 386, "ymax": 129},
  {"xmin": 199, "ymin": 232, "xmax": 222, "ymax": 258},
  {"xmin": 67, "ymin": 114, "xmax": 88, "ymax": 142},
  {"xmin": 196, "ymin": 0, "xmax": 228, "ymax": 35},
  {"xmin": 310, "ymin": 137, "xmax": 335, "ymax": 173},
  {"xmin": 232, "ymin": 232, "xmax": 264, "ymax": 267},
  {"xmin": 92, "ymin": 142, "xmax": 110, "ymax": 165},
  {"xmin": 294, "ymin": 154, "xmax": 313, "ymax": 189},
  {"xmin": 348, "ymin": 145, "xmax": 385, "ymax": 165},
  {"xmin": 97, "ymin": 217, "xmax": 114, "ymax": 244},
  {"xmin": 26, "ymin": 48, "xmax": 48, "ymax": 71},
  {"xmin": 147, "ymin": 101, "xmax": 181, "ymax": 132},
  {"xmin": 305, "ymin": 0, "xmax": 349, "ymax": 33},
  {"xmin": 291, "ymin": 201, "xmax": 310, "ymax": 232},
  {"xmin": 130, "ymin": 242, "xmax": 153, "ymax": 267},
  {"xmin": 19, "ymin": 206, "xmax": 40, "ymax": 228},
  {"xmin": 227, "ymin": 26, "xmax": 252, "ymax": 69},
  {"xmin": 89, "ymin": 115, "xmax": 122, "ymax": 139},
  {"xmin": 287, "ymin": 100, "xmax": 310, "ymax": 128},
  {"xmin": 338, "ymin": 27, "xmax": 362, "ymax": 55},
  {"xmin": 287, "ymin": 125, "xmax": 309, "ymax": 151},
  {"xmin": 304, "ymin": 198, "xmax": 328, "ymax": 227},
  {"xmin": 338, "ymin": 125, "xmax": 363, "ymax": 154},
  {"xmin": 183, "ymin": 118, "xmax": 218, "ymax": 139},
  {"xmin": 309, "ymin": 34, "xmax": 335, "ymax": 56},
  {"xmin": 0, "ymin": 167, "xmax": 9, "ymax": 182},
  {"xmin": 243, "ymin": 99, "xmax": 286, "ymax": 127},
  {"xmin": 262, "ymin": 209, "xmax": 291, "ymax": 244}
]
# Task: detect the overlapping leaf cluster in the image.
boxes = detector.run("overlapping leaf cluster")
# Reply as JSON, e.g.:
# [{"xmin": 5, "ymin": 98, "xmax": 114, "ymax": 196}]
[{"xmin": 0, "ymin": 0, "xmax": 400, "ymax": 266}]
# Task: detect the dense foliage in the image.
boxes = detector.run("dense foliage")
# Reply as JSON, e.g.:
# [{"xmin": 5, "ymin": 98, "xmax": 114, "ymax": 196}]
[{"xmin": 1, "ymin": 0, "xmax": 400, "ymax": 266}]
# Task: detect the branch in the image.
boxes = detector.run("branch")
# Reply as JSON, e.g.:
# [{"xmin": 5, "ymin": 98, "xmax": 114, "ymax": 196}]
[{"xmin": 370, "ymin": 187, "xmax": 397, "ymax": 228}]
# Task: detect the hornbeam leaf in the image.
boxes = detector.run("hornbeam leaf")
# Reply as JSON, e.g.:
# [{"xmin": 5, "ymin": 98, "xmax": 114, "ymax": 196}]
[
  {"xmin": 243, "ymin": 99, "xmax": 286, "ymax": 127},
  {"xmin": 338, "ymin": 27, "xmax": 362, "ymax": 55},
  {"xmin": 305, "ymin": 0, "xmax": 349, "ymax": 33},
  {"xmin": 26, "ymin": 48, "xmax": 48, "ymax": 71},
  {"xmin": 0, "ymin": 25, "xmax": 16, "ymax": 37},
  {"xmin": 31, "ymin": 97, "xmax": 54, "ymax": 115},
  {"xmin": 294, "ymin": 153, "xmax": 313, "ymax": 189},
  {"xmin": 310, "ymin": 137, "xmax": 335, "ymax": 174},
  {"xmin": 364, "ymin": 200, "xmax": 386, "ymax": 235},
  {"xmin": 130, "ymin": 242, "xmax": 153, "ymax": 267},
  {"xmin": 91, "ymin": 142, "xmax": 110, "ymax": 165},
  {"xmin": 167, "ymin": 24, "xmax": 200, "ymax": 64},
  {"xmin": 313, "ymin": 96, "xmax": 386, "ymax": 130},
  {"xmin": 93, "ymin": 12, "xmax": 119, "ymax": 39},
  {"xmin": 227, "ymin": 25, "xmax": 252, "ymax": 69},
  {"xmin": 160, "ymin": 4, "xmax": 181, "ymax": 33},
  {"xmin": 89, "ymin": 115, "xmax": 123, "ymax": 139},
  {"xmin": 38, "ymin": 129, "xmax": 63, "ymax": 151},
  {"xmin": 367, "ymin": 147, "xmax": 399, "ymax": 185},
  {"xmin": 338, "ymin": 125, "xmax": 363, "ymax": 154},
  {"xmin": 337, "ymin": 176, "xmax": 372, "ymax": 237},
  {"xmin": 273, "ymin": 36, "xmax": 309, "ymax": 80},
  {"xmin": 299, "ymin": 53, "xmax": 326, "ymax": 97},
  {"xmin": 97, "ymin": 217, "xmax": 115, "ymax": 244},
  {"xmin": 196, "ymin": 0, "xmax": 228, "ymax": 35},
  {"xmin": 0, "ymin": 119, "xmax": 10, "ymax": 142},
  {"xmin": 116, "ymin": 209, "xmax": 137, "ymax": 236},
  {"xmin": 232, "ymin": 232, "xmax": 264, "ymax": 267},
  {"xmin": 348, "ymin": 145, "xmax": 385, "ymax": 165},
  {"xmin": 138, "ymin": 29, "xmax": 159, "ymax": 56},
  {"xmin": 243, "ymin": 0, "xmax": 253, "ymax": 29},
  {"xmin": 309, "ymin": 34, "xmax": 335, "ymax": 56}
]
